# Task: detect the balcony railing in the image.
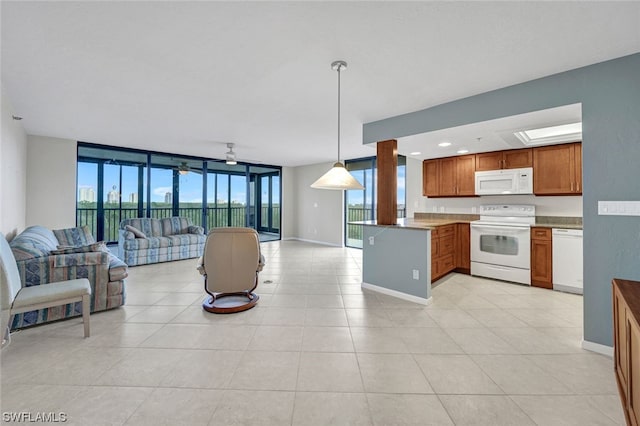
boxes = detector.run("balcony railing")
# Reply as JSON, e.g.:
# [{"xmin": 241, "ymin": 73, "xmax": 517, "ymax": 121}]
[
  {"xmin": 77, "ymin": 205, "xmax": 281, "ymax": 243},
  {"xmin": 346, "ymin": 206, "xmax": 406, "ymax": 247}
]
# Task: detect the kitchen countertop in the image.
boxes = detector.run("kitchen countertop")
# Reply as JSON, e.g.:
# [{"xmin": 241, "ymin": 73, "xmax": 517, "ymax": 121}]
[
  {"xmin": 354, "ymin": 214, "xmax": 583, "ymax": 230},
  {"xmin": 354, "ymin": 218, "xmax": 473, "ymax": 230},
  {"xmin": 533, "ymin": 215, "xmax": 583, "ymax": 230}
]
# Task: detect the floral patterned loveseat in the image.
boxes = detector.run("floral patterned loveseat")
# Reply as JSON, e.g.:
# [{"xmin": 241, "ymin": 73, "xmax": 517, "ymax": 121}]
[
  {"xmin": 118, "ymin": 217, "xmax": 205, "ymax": 266},
  {"xmin": 8, "ymin": 225, "xmax": 128, "ymax": 329}
]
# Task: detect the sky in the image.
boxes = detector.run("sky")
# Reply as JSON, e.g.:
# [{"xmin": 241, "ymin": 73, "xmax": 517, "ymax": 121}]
[
  {"xmin": 77, "ymin": 163, "xmax": 280, "ymax": 205},
  {"xmin": 77, "ymin": 162, "xmax": 402, "ymax": 206}
]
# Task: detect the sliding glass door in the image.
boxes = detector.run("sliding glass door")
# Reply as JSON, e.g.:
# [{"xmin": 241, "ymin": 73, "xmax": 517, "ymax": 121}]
[
  {"xmin": 344, "ymin": 156, "xmax": 406, "ymax": 248},
  {"xmin": 257, "ymin": 172, "xmax": 280, "ymax": 235}
]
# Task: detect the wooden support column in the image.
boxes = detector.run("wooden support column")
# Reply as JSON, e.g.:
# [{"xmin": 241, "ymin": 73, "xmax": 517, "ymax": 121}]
[{"xmin": 377, "ymin": 139, "xmax": 397, "ymax": 225}]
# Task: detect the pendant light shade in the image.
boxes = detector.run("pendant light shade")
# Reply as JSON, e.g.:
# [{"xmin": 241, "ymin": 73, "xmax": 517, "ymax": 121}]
[
  {"xmin": 311, "ymin": 60, "xmax": 364, "ymax": 191},
  {"xmin": 311, "ymin": 162, "xmax": 364, "ymax": 190}
]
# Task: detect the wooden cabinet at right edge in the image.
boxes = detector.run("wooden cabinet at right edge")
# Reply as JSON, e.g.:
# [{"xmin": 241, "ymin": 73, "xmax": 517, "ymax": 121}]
[
  {"xmin": 613, "ymin": 278, "xmax": 640, "ymax": 426},
  {"xmin": 533, "ymin": 142, "xmax": 582, "ymax": 195},
  {"xmin": 530, "ymin": 227, "xmax": 552, "ymax": 289}
]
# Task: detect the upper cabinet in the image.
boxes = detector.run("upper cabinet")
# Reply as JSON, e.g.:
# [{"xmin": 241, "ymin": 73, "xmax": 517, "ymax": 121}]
[
  {"xmin": 476, "ymin": 148, "xmax": 533, "ymax": 171},
  {"xmin": 422, "ymin": 159, "xmax": 440, "ymax": 197},
  {"xmin": 423, "ymin": 155, "xmax": 476, "ymax": 197},
  {"xmin": 422, "ymin": 142, "xmax": 581, "ymax": 198},
  {"xmin": 533, "ymin": 142, "xmax": 582, "ymax": 195}
]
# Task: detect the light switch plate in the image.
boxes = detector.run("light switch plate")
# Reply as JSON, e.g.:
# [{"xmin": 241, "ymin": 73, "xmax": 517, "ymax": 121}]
[{"xmin": 598, "ymin": 201, "xmax": 640, "ymax": 216}]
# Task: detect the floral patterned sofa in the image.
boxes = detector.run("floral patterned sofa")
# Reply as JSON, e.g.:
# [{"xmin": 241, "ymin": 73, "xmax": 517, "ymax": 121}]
[
  {"xmin": 8, "ymin": 225, "xmax": 128, "ymax": 329},
  {"xmin": 118, "ymin": 217, "xmax": 205, "ymax": 266}
]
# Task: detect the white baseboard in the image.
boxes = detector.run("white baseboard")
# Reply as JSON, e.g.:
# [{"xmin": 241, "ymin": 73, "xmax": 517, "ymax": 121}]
[
  {"xmin": 362, "ymin": 282, "xmax": 432, "ymax": 306},
  {"xmin": 581, "ymin": 339, "xmax": 613, "ymax": 357},
  {"xmin": 286, "ymin": 237, "xmax": 343, "ymax": 247}
]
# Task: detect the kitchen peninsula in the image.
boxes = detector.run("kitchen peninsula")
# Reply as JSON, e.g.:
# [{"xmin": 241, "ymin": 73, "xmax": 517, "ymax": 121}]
[{"xmin": 359, "ymin": 214, "xmax": 476, "ymax": 303}]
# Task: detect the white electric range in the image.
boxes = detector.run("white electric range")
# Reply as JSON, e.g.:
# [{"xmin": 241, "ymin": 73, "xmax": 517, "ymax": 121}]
[{"xmin": 470, "ymin": 204, "xmax": 536, "ymax": 285}]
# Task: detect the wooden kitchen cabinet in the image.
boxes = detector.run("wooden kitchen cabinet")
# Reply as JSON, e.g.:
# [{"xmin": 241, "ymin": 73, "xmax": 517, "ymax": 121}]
[
  {"xmin": 613, "ymin": 278, "xmax": 640, "ymax": 426},
  {"xmin": 530, "ymin": 227, "xmax": 552, "ymax": 289},
  {"xmin": 422, "ymin": 155, "xmax": 476, "ymax": 197},
  {"xmin": 533, "ymin": 142, "xmax": 582, "ymax": 195},
  {"xmin": 431, "ymin": 224, "xmax": 456, "ymax": 281},
  {"xmin": 422, "ymin": 159, "xmax": 440, "ymax": 197},
  {"xmin": 455, "ymin": 155, "xmax": 476, "ymax": 196},
  {"xmin": 439, "ymin": 157, "xmax": 456, "ymax": 196},
  {"xmin": 476, "ymin": 149, "xmax": 533, "ymax": 171},
  {"xmin": 455, "ymin": 223, "xmax": 471, "ymax": 274}
]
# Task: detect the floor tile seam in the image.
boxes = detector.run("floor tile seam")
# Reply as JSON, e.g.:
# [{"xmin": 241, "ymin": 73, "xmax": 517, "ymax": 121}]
[
  {"xmin": 433, "ymin": 393, "xmax": 459, "ymax": 426},
  {"xmin": 467, "ymin": 353, "xmax": 575, "ymax": 396},
  {"xmin": 440, "ymin": 326, "xmax": 522, "ymax": 355}
]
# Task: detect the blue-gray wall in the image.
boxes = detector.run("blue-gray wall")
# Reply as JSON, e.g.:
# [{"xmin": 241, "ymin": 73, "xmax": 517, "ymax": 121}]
[
  {"xmin": 362, "ymin": 225, "xmax": 431, "ymax": 300},
  {"xmin": 363, "ymin": 53, "xmax": 640, "ymax": 347}
]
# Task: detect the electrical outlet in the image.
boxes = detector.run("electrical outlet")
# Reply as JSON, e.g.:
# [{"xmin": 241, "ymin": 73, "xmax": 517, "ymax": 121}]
[
  {"xmin": 412, "ymin": 269, "xmax": 419, "ymax": 280},
  {"xmin": 368, "ymin": 236, "xmax": 375, "ymax": 246},
  {"xmin": 432, "ymin": 206, "xmax": 437, "ymax": 212},
  {"xmin": 439, "ymin": 206, "xmax": 445, "ymax": 213}
]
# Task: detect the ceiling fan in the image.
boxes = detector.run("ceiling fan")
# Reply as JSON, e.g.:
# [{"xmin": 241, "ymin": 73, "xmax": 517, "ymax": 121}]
[
  {"xmin": 225, "ymin": 143, "xmax": 237, "ymax": 165},
  {"xmin": 177, "ymin": 162, "xmax": 190, "ymax": 175},
  {"xmin": 176, "ymin": 161, "xmax": 203, "ymax": 175}
]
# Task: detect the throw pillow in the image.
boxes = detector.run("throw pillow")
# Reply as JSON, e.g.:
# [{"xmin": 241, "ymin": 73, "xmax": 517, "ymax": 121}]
[
  {"xmin": 125, "ymin": 225, "xmax": 146, "ymax": 238},
  {"xmin": 50, "ymin": 241, "xmax": 109, "ymax": 255}
]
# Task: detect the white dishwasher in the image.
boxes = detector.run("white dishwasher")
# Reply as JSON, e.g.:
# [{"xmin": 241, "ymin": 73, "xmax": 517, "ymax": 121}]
[{"xmin": 552, "ymin": 228, "xmax": 583, "ymax": 294}]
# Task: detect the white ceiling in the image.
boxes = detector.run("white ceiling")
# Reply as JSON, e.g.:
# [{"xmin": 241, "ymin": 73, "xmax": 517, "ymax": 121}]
[
  {"xmin": 398, "ymin": 103, "xmax": 583, "ymax": 160},
  {"xmin": 2, "ymin": 1, "xmax": 639, "ymax": 167}
]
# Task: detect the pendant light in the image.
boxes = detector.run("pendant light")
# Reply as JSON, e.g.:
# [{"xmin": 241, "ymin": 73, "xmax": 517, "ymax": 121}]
[{"xmin": 310, "ymin": 60, "xmax": 364, "ymax": 190}]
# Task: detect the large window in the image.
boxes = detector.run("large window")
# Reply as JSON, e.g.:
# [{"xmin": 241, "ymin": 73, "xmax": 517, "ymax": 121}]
[
  {"xmin": 344, "ymin": 156, "xmax": 406, "ymax": 248},
  {"xmin": 77, "ymin": 143, "xmax": 281, "ymax": 243}
]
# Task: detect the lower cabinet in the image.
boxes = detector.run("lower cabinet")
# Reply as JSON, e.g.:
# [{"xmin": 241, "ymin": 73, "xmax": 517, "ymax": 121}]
[
  {"xmin": 431, "ymin": 225, "xmax": 456, "ymax": 282},
  {"xmin": 530, "ymin": 227, "xmax": 552, "ymax": 289},
  {"xmin": 613, "ymin": 278, "xmax": 640, "ymax": 426},
  {"xmin": 455, "ymin": 223, "xmax": 471, "ymax": 274},
  {"xmin": 431, "ymin": 223, "xmax": 470, "ymax": 282}
]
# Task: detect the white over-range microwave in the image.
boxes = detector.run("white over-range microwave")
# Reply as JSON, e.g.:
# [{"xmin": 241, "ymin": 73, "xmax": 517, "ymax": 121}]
[{"xmin": 475, "ymin": 167, "xmax": 533, "ymax": 195}]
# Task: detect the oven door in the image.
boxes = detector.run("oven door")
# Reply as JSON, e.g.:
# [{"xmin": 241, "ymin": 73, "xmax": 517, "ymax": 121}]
[{"xmin": 470, "ymin": 223, "xmax": 530, "ymax": 269}]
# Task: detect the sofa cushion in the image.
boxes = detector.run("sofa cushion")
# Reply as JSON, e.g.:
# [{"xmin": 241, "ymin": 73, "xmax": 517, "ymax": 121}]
[
  {"xmin": 167, "ymin": 234, "xmax": 206, "ymax": 246},
  {"xmin": 120, "ymin": 218, "xmax": 162, "ymax": 237},
  {"xmin": 188, "ymin": 225, "xmax": 205, "ymax": 235},
  {"xmin": 52, "ymin": 251, "xmax": 109, "ymax": 268},
  {"xmin": 161, "ymin": 217, "xmax": 191, "ymax": 236},
  {"xmin": 10, "ymin": 242, "xmax": 51, "ymax": 260},
  {"xmin": 108, "ymin": 255, "xmax": 129, "ymax": 281},
  {"xmin": 9, "ymin": 226, "xmax": 58, "ymax": 260},
  {"xmin": 122, "ymin": 236, "xmax": 171, "ymax": 250},
  {"xmin": 51, "ymin": 241, "xmax": 108, "ymax": 255},
  {"xmin": 125, "ymin": 225, "xmax": 146, "ymax": 238},
  {"xmin": 53, "ymin": 226, "xmax": 96, "ymax": 247}
]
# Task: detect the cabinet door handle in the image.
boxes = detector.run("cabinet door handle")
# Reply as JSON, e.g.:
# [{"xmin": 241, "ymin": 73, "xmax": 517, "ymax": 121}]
[
  {"xmin": 576, "ymin": 182, "xmax": 580, "ymax": 192},
  {"xmin": 571, "ymin": 182, "xmax": 574, "ymax": 191}
]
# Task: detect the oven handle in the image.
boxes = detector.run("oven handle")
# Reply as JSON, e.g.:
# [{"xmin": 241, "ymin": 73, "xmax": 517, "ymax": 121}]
[{"xmin": 470, "ymin": 224, "xmax": 530, "ymax": 232}]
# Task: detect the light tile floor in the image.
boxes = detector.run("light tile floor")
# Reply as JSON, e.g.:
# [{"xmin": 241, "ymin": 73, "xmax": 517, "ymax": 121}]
[{"xmin": 0, "ymin": 240, "xmax": 625, "ymax": 425}]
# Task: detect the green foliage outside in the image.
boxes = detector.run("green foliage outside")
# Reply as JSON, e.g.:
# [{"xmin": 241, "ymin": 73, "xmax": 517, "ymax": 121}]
[{"xmin": 77, "ymin": 202, "xmax": 280, "ymax": 242}]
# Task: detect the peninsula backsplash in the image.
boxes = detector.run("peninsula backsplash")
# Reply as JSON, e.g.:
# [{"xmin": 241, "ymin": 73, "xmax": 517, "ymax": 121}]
[{"xmin": 416, "ymin": 194, "xmax": 582, "ymax": 217}]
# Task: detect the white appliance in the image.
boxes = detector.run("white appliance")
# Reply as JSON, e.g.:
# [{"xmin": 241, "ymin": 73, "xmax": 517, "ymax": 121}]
[
  {"xmin": 471, "ymin": 204, "xmax": 536, "ymax": 285},
  {"xmin": 475, "ymin": 167, "xmax": 533, "ymax": 195},
  {"xmin": 552, "ymin": 228, "xmax": 583, "ymax": 294}
]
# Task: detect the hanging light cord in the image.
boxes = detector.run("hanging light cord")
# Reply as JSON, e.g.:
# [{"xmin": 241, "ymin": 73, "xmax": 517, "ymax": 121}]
[{"xmin": 336, "ymin": 64, "xmax": 341, "ymax": 164}]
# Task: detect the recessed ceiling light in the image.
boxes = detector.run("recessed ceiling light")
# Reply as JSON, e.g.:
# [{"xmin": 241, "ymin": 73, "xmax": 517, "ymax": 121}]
[
  {"xmin": 438, "ymin": 142, "xmax": 452, "ymax": 147},
  {"xmin": 457, "ymin": 149, "xmax": 469, "ymax": 154},
  {"xmin": 515, "ymin": 122, "xmax": 582, "ymax": 146},
  {"xmin": 409, "ymin": 151, "xmax": 421, "ymax": 155}
]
